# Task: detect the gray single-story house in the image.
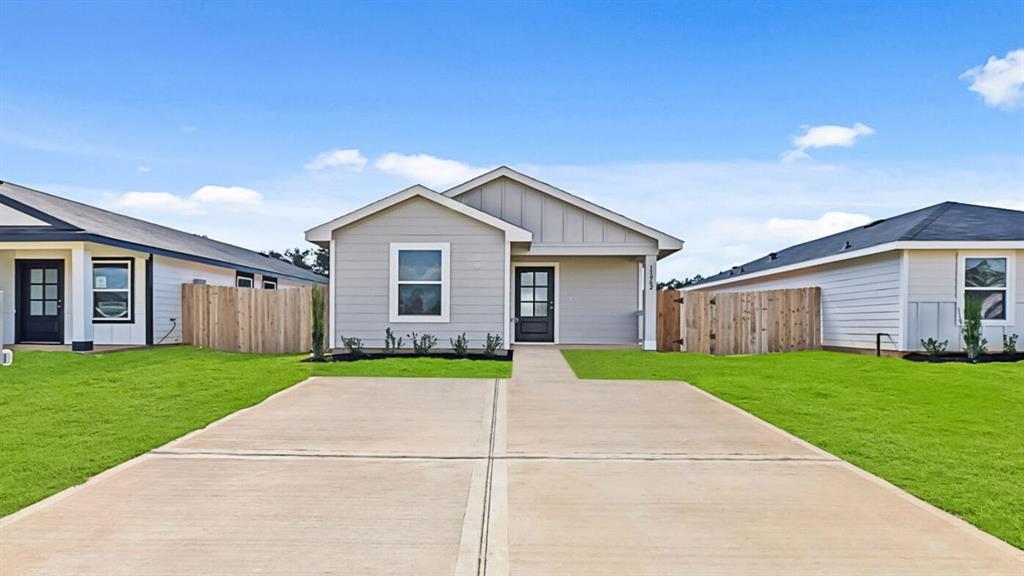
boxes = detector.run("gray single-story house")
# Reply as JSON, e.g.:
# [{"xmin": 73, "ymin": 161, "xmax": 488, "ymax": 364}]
[
  {"xmin": 1, "ymin": 181, "xmax": 326, "ymax": 350},
  {"xmin": 686, "ymin": 202, "xmax": 1024, "ymax": 354},
  {"xmin": 305, "ymin": 166, "xmax": 684, "ymax": 351}
]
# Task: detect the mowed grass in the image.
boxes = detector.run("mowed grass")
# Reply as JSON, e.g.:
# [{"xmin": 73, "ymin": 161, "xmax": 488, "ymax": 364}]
[
  {"xmin": 0, "ymin": 346, "xmax": 510, "ymax": 516},
  {"xmin": 562, "ymin": 349, "xmax": 1024, "ymax": 549}
]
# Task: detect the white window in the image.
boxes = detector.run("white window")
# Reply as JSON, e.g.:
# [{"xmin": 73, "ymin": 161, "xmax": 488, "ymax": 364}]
[
  {"xmin": 93, "ymin": 260, "xmax": 132, "ymax": 322},
  {"xmin": 236, "ymin": 273, "xmax": 254, "ymax": 288},
  {"xmin": 389, "ymin": 242, "xmax": 450, "ymax": 323},
  {"xmin": 263, "ymin": 276, "xmax": 278, "ymax": 290},
  {"xmin": 958, "ymin": 253, "xmax": 1014, "ymax": 325}
]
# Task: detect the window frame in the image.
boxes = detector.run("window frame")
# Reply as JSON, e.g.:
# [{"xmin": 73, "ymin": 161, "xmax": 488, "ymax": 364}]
[
  {"xmin": 92, "ymin": 258, "xmax": 134, "ymax": 324},
  {"xmin": 262, "ymin": 276, "xmax": 278, "ymax": 290},
  {"xmin": 389, "ymin": 242, "xmax": 450, "ymax": 323},
  {"xmin": 957, "ymin": 251, "xmax": 1015, "ymax": 326},
  {"xmin": 236, "ymin": 272, "xmax": 255, "ymax": 288}
]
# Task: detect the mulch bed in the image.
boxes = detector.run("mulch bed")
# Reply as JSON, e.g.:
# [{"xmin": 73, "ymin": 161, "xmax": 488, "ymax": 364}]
[
  {"xmin": 903, "ymin": 352, "xmax": 1024, "ymax": 364},
  {"xmin": 304, "ymin": 350, "xmax": 513, "ymax": 363}
]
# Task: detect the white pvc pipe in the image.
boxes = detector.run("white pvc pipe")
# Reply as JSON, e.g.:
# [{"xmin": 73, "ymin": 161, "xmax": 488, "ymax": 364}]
[{"xmin": 1, "ymin": 349, "xmax": 12, "ymax": 367}]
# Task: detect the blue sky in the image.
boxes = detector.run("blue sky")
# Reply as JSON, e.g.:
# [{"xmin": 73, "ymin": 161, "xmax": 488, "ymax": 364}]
[{"xmin": 2, "ymin": 1, "xmax": 1022, "ymax": 280}]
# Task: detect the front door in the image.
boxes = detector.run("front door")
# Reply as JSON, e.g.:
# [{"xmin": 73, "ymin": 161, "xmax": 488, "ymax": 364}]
[
  {"xmin": 16, "ymin": 260, "xmax": 65, "ymax": 344},
  {"xmin": 515, "ymin": 266, "xmax": 554, "ymax": 342}
]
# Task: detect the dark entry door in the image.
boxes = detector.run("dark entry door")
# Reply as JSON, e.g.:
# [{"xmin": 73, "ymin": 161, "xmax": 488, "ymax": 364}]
[
  {"xmin": 17, "ymin": 260, "xmax": 65, "ymax": 344},
  {"xmin": 515, "ymin": 267, "xmax": 554, "ymax": 342}
]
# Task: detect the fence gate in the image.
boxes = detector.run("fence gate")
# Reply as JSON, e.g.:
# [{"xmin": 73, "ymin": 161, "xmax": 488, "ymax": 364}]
[
  {"xmin": 181, "ymin": 284, "xmax": 328, "ymax": 354},
  {"xmin": 658, "ymin": 287, "xmax": 821, "ymax": 355}
]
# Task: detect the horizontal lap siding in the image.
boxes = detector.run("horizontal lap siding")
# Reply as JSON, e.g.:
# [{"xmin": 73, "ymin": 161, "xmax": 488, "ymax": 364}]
[
  {"xmin": 514, "ymin": 255, "xmax": 640, "ymax": 345},
  {"xmin": 699, "ymin": 251, "xmax": 902, "ymax": 350},
  {"xmin": 152, "ymin": 256, "xmax": 236, "ymax": 345},
  {"xmin": 334, "ymin": 197, "xmax": 505, "ymax": 349}
]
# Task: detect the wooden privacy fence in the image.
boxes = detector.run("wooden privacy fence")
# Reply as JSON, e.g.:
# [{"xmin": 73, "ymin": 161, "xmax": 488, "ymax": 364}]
[
  {"xmin": 181, "ymin": 284, "xmax": 328, "ymax": 354},
  {"xmin": 657, "ymin": 287, "xmax": 821, "ymax": 355}
]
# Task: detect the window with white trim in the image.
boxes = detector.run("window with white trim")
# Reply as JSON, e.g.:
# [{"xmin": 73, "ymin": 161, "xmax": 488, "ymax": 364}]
[
  {"xmin": 962, "ymin": 257, "xmax": 1008, "ymax": 321},
  {"xmin": 263, "ymin": 276, "xmax": 278, "ymax": 290},
  {"xmin": 93, "ymin": 260, "xmax": 132, "ymax": 322},
  {"xmin": 236, "ymin": 272, "xmax": 254, "ymax": 288},
  {"xmin": 389, "ymin": 243, "xmax": 450, "ymax": 322}
]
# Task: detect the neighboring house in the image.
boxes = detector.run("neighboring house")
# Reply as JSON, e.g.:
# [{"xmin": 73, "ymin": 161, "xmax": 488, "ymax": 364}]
[
  {"xmin": 0, "ymin": 181, "xmax": 326, "ymax": 350},
  {"xmin": 306, "ymin": 166, "xmax": 683, "ymax": 351},
  {"xmin": 686, "ymin": 202, "xmax": 1024, "ymax": 354}
]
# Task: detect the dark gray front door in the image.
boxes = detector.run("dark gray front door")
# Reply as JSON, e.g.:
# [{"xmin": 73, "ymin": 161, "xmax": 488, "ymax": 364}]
[
  {"xmin": 515, "ymin": 267, "xmax": 554, "ymax": 342},
  {"xmin": 16, "ymin": 260, "xmax": 65, "ymax": 344}
]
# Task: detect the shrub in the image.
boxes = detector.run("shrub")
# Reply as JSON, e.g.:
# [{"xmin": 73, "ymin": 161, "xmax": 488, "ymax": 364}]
[
  {"xmin": 310, "ymin": 287, "xmax": 327, "ymax": 361},
  {"xmin": 962, "ymin": 298, "xmax": 987, "ymax": 363},
  {"xmin": 384, "ymin": 327, "xmax": 403, "ymax": 354},
  {"xmin": 409, "ymin": 332, "xmax": 437, "ymax": 355},
  {"xmin": 1003, "ymin": 333, "xmax": 1019, "ymax": 354},
  {"xmin": 450, "ymin": 333, "xmax": 469, "ymax": 357},
  {"xmin": 483, "ymin": 333, "xmax": 503, "ymax": 357},
  {"xmin": 340, "ymin": 336, "xmax": 364, "ymax": 356},
  {"xmin": 920, "ymin": 337, "xmax": 948, "ymax": 357}
]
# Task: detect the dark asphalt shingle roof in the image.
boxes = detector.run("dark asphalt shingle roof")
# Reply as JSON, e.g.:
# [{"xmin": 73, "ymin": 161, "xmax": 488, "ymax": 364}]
[
  {"xmin": 0, "ymin": 181, "xmax": 326, "ymax": 283},
  {"xmin": 694, "ymin": 201, "xmax": 1024, "ymax": 286}
]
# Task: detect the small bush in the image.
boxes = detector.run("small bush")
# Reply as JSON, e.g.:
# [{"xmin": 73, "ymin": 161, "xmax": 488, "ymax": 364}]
[
  {"xmin": 1003, "ymin": 333, "xmax": 1019, "ymax": 354},
  {"xmin": 340, "ymin": 335, "xmax": 364, "ymax": 357},
  {"xmin": 962, "ymin": 298, "xmax": 987, "ymax": 363},
  {"xmin": 409, "ymin": 332, "xmax": 437, "ymax": 355},
  {"xmin": 483, "ymin": 333, "xmax": 503, "ymax": 357},
  {"xmin": 384, "ymin": 327, "xmax": 403, "ymax": 354},
  {"xmin": 310, "ymin": 287, "xmax": 326, "ymax": 361},
  {"xmin": 920, "ymin": 337, "xmax": 948, "ymax": 357},
  {"xmin": 450, "ymin": 333, "xmax": 469, "ymax": 357}
]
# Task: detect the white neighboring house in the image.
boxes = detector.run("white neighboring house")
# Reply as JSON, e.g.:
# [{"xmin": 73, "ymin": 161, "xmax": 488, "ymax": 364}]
[
  {"xmin": 685, "ymin": 202, "xmax": 1024, "ymax": 354},
  {"xmin": 0, "ymin": 181, "xmax": 326, "ymax": 350},
  {"xmin": 306, "ymin": 166, "xmax": 684, "ymax": 351}
]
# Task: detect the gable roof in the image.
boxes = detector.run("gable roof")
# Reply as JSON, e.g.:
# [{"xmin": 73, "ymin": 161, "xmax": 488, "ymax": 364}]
[
  {"xmin": 444, "ymin": 166, "xmax": 684, "ymax": 256},
  {"xmin": 304, "ymin": 184, "xmax": 533, "ymax": 243},
  {"xmin": 693, "ymin": 201, "xmax": 1024, "ymax": 288},
  {"xmin": 0, "ymin": 181, "xmax": 327, "ymax": 283}
]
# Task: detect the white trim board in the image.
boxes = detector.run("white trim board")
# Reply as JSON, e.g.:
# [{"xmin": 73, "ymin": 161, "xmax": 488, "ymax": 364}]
[
  {"xmin": 687, "ymin": 240, "xmax": 1024, "ymax": 291},
  {"xmin": 305, "ymin": 185, "xmax": 532, "ymax": 243},
  {"xmin": 443, "ymin": 166, "xmax": 684, "ymax": 254},
  {"xmin": 510, "ymin": 261, "xmax": 560, "ymax": 345}
]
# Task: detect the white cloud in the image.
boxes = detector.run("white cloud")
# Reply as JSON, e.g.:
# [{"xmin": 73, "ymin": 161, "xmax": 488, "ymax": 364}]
[
  {"xmin": 135, "ymin": 165, "xmax": 151, "ymax": 173},
  {"xmin": 765, "ymin": 211, "xmax": 873, "ymax": 242},
  {"xmin": 305, "ymin": 148, "xmax": 368, "ymax": 171},
  {"xmin": 374, "ymin": 153, "xmax": 489, "ymax": 188},
  {"xmin": 961, "ymin": 49, "xmax": 1024, "ymax": 109},
  {"xmin": 191, "ymin": 185, "xmax": 263, "ymax": 206},
  {"xmin": 782, "ymin": 122, "xmax": 874, "ymax": 162},
  {"xmin": 112, "ymin": 185, "xmax": 262, "ymax": 213}
]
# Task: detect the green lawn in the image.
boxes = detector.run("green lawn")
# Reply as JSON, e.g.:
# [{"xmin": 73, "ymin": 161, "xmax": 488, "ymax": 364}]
[
  {"xmin": 562, "ymin": 349, "xmax": 1024, "ymax": 548},
  {"xmin": 0, "ymin": 346, "xmax": 509, "ymax": 517}
]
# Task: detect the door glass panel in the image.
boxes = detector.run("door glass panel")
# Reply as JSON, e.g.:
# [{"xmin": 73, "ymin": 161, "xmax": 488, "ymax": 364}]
[
  {"xmin": 534, "ymin": 272, "xmax": 548, "ymax": 286},
  {"xmin": 45, "ymin": 269, "xmax": 58, "ymax": 283},
  {"xmin": 520, "ymin": 272, "xmax": 534, "ymax": 286},
  {"xmin": 44, "ymin": 301, "xmax": 58, "ymax": 315},
  {"xmin": 31, "ymin": 269, "xmax": 43, "ymax": 283},
  {"xmin": 520, "ymin": 302, "xmax": 534, "ymax": 317},
  {"xmin": 520, "ymin": 287, "xmax": 533, "ymax": 302},
  {"xmin": 535, "ymin": 287, "xmax": 548, "ymax": 301},
  {"xmin": 45, "ymin": 285, "xmax": 58, "ymax": 299},
  {"xmin": 30, "ymin": 301, "xmax": 43, "ymax": 316},
  {"xmin": 534, "ymin": 303, "xmax": 548, "ymax": 317},
  {"xmin": 30, "ymin": 285, "xmax": 43, "ymax": 299}
]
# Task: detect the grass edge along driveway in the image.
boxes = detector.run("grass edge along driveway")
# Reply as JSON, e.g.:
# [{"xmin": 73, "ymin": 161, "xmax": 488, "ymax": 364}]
[
  {"xmin": 561, "ymin": 349, "xmax": 1024, "ymax": 550},
  {"xmin": 0, "ymin": 346, "xmax": 510, "ymax": 517}
]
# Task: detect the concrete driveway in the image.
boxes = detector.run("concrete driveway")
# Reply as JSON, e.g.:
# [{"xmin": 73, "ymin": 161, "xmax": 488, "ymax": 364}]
[{"xmin": 2, "ymin": 349, "xmax": 1020, "ymax": 575}]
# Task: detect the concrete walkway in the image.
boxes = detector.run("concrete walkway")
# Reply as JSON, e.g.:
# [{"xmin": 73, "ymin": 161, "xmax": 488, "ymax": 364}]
[{"xmin": 2, "ymin": 348, "xmax": 1021, "ymax": 575}]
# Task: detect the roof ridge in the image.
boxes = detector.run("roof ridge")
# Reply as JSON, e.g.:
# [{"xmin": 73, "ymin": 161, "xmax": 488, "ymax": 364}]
[{"xmin": 901, "ymin": 202, "xmax": 955, "ymax": 240}]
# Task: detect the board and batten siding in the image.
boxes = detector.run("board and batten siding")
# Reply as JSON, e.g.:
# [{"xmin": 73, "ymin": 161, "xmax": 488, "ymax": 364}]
[
  {"xmin": 453, "ymin": 176, "xmax": 657, "ymax": 251},
  {"xmin": 152, "ymin": 255, "xmax": 236, "ymax": 345},
  {"xmin": 513, "ymin": 255, "xmax": 641, "ymax": 345},
  {"xmin": 333, "ymin": 196, "xmax": 506, "ymax": 348},
  {"xmin": 695, "ymin": 251, "xmax": 903, "ymax": 351},
  {"xmin": 906, "ymin": 249, "xmax": 1023, "ymax": 352}
]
